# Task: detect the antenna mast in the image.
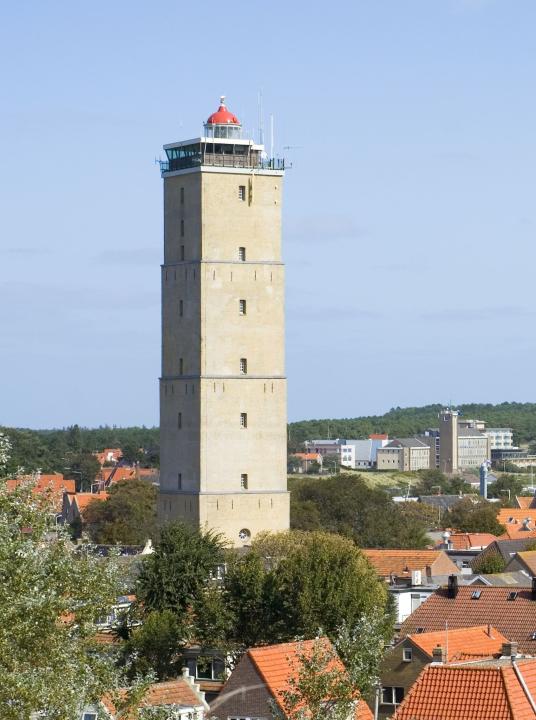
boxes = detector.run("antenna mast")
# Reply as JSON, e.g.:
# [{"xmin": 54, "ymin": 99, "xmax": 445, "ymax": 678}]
[
  {"xmin": 258, "ymin": 90, "xmax": 264, "ymax": 146},
  {"xmin": 270, "ymin": 114, "xmax": 274, "ymax": 159}
]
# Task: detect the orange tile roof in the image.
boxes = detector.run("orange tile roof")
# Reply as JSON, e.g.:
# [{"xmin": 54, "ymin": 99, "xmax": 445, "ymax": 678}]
[
  {"xmin": 248, "ymin": 640, "xmax": 372, "ymax": 720},
  {"xmin": 438, "ymin": 533, "xmax": 498, "ymax": 550},
  {"xmin": 516, "ymin": 497, "xmax": 536, "ymax": 510},
  {"xmin": 408, "ymin": 625, "xmax": 508, "ymax": 662},
  {"xmin": 369, "ymin": 433, "xmax": 388, "ymax": 440},
  {"xmin": 394, "ymin": 660, "xmax": 536, "ymax": 720},
  {"xmin": 400, "ymin": 586, "xmax": 536, "ymax": 654},
  {"xmin": 103, "ymin": 677, "xmax": 204, "ymax": 717},
  {"xmin": 362, "ymin": 549, "xmax": 453, "ymax": 577},
  {"xmin": 6, "ymin": 474, "xmax": 76, "ymax": 510},
  {"xmin": 294, "ymin": 453, "xmax": 321, "ymax": 460},
  {"xmin": 499, "ymin": 509, "xmax": 536, "ymax": 525},
  {"xmin": 74, "ymin": 492, "xmax": 109, "ymax": 512}
]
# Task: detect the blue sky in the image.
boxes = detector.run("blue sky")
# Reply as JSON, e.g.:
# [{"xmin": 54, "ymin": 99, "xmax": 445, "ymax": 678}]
[{"xmin": 1, "ymin": 0, "xmax": 535, "ymax": 428}]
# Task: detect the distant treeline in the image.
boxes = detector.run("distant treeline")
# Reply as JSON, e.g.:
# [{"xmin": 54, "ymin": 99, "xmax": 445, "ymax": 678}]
[
  {"xmin": 0, "ymin": 425, "xmax": 159, "ymax": 475},
  {"xmin": 288, "ymin": 402, "xmax": 536, "ymax": 450}
]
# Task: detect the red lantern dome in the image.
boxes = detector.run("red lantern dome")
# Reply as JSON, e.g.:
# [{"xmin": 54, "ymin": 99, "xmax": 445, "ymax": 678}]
[{"xmin": 207, "ymin": 96, "xmax": 240, "ymax": 125}]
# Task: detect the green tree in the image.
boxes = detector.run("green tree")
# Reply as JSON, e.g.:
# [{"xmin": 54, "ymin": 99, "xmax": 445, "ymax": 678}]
[
  {"xmin": 137, "ymin": 522, "xmax": 226, "ymax": 615},
  {"xmin": 473, "ymin": 554, "xmax": 506, "ymax": 574},
  {"xmin": 446, "ymin": 497, "xmax": 505, "ymax": 535},
  {"xmin": 0, "ymin": 438, "xmax": 140, "ymax": 719},
  {"xmin": 84, "ymin": 479, "xmax": 158, "ymax": 545},
  {"xmin": 290, "ymin": 474, "xmax": 429, "ymax": 548},
  {"xmin": 121, "ymin": 442, "xmax": 144, "ymax": 465},
  {"xmin": 66, "ymin": 451, "xmax": 101, "ymax": 491},
  {"xmin": 224, "ymin": 531, "xmax": 392, "ymax": 648},
  {"xmin": 488, "ymin": 474, "xmax": 526, "ymax": 505},
  {"xmin": 124, "ymin": 610, "xmax": 186, "ymax": 681}
]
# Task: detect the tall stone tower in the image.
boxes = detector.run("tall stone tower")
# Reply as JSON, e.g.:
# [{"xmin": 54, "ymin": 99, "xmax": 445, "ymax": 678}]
[
  {"xmin": 158, "ymin": 97, "xmax": 290, "ymax": 546},
  {"xmin": 439, "ymin": 408, "xmax": 458, "ymax": 474}
]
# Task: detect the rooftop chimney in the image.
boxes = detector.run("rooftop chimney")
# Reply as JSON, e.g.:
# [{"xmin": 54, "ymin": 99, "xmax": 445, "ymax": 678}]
[
  {"xmin": 432, "ymin": 645, "xmax": 446, "ymax": 663},
  {"xmin": 447, "ymin": 574, "xmax": 459, "ymax": 599},
  {"xmin": 501, "ymin": 641, "xmax": 518, "ymax": 658}
]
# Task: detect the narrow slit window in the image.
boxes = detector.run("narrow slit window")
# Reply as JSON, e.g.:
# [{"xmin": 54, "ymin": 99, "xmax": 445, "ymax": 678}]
[
  {"xmin": 240, "ymin": 358, "xmax": 247, "ymax": 374},
  {"xmin": 180, "ymin": 187, "xmax": 184, "ymax": 204},
  {"xmin": 238, "ymin": 246, "xmax": 246, "ymax": 261},
  {"xmin": 239, "ymin": 299, "xmax": 246, "ymax": 315},
  {"xmin": 179, "ymin": 358, "xmax": 184, "ymax": 375},
  {"xmin": 240, "ymin": 412, "xmax": 248, "ymax": 428},
  {"xmin": 178, "ymin": 473, "xmax": 182, "ymax": 490},
  {"xmin": 178, "ymin": 412, "xmax": 182, "ymax": 429},
  {"xmin": 180, "ymin": 245, "xmax": 185, "ymax": 261},
  {"xmin": 238, "ymin": 185, "xmax": 246, "ymax": 201},
  {"xmin": 179, "ymin": 299, "xmax": 183, "ymax": 317},
  {"xmin": 180, "ymin": 219, "xmax": 184, "ymax": 237},
  {"xmin": 240, "ymin": 473, "xmax": 248, "ymax": 489}
]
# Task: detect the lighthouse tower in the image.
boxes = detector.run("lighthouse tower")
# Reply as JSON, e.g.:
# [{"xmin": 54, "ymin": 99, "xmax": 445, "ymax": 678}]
[{"xmin": 158, "ymin": 97, "xmax": 290, "ymax": 546}]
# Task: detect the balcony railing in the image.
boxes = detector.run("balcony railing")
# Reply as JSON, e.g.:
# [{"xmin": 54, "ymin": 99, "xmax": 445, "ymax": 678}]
[{"xmin": 160, "ymin": 155, "xmax": 286, "ymax": 174}]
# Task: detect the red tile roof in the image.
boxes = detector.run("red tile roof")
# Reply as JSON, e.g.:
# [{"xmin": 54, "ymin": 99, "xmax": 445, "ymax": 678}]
[
  {"xmin": 400, "ymin": 586, "xmax": 536, "ymax": 654},
  {"xmin": 103, "ymin": 677, "xmax": 205, "ymax": 718},
  {"xmin": 6, "ymin": 474, "xmax": 76, "ymax": 511},
  {"xmin": 362, "ymin": 549, "xmax": 458, "ymax": 578},
  {"xmin": 516, "ymin": 497, "xmax": 536, "ymax": 510},
  {"xmin": 440, "ymin": 533, "xmax": 497, "ymax": 551},
  {"xmin": 499, "ymin": 509, "xmax": 536, "ymax": 526},
  {"xmin": 74, "ymin": 492, "xmax": 109, "ymax": 512},
  {"xmin": 248, "ymin": 640, "xmax": 373, "ymax": 720},
  {"xmin": 394, "ymin": 660, "xmax": 536, "ymax": 720},
  {"xmin": 408, "ymin": 625, "xmax": 508, "ymax": 662}
]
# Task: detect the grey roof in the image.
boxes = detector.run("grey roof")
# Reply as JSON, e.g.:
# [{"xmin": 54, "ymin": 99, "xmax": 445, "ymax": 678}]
[
  {"xmin": 458, "ymin": 427, "xmax": 486, "ymax": 438},
  {"xmin": 385, "ymin": 437, "xmax": 429, "ymax": 449},
  {"xmin": 463, "ymin": 571, "xmax": 531, "ymax": 587},
  {"xmin": 419, "ymin": 495, "xmax": 464, "ymax": 510},
  {"xmin": 480, "ymin": 538, "xmax": 536, "ymax": 564}
]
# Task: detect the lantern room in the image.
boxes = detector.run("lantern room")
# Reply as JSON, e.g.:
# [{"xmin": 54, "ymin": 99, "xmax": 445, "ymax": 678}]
[{"xmin": 204, "ymin": 96, "xmax": 242, "ymax": 139}]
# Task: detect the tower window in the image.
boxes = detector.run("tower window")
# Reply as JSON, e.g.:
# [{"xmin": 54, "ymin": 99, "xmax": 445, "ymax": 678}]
[
  {"xmin": 178, "ymin": 412, "xmax": 182, "ymax": 429},
  {"xmin": 179, "ymin": 299, "xmax": 183, "ymax": 317},
  {"xmin": 238, "ymin": 185, "xmax": 246, "ymax": 201},
  {"xmin": 180, "ymin": 187, "xmax": 184, "ymax": 204},
  {"xmin": 179, "ymin": 358, "xmax": 184, "ymax": 375},
  {"xmin": 238, "ymin": 246, "xmax": 246, "ymax": 261},
  {"xmin": 239, "ymin": 358, "xmax": 247, "ymax": 374},
  {"xmin": 239, "ymin": 299, "xmax": 246, "ymax": 315},
  {"xmin": 178, "ymin": 473, "xmax": 182, "ymax": 490},
  {"xmin": 180, "ymin": 219, "xmax": 184, "ymax": 237},
  {"xmin": 180, "ymin": 245, "xmax": 185, "ymax": 261},
  {"xmin": 240, "ymin": 474, "xmax": 248, "ymax": 489},
  {"xmin": 240, "ymin": 412, "xmax": 248, "ymax": 428}
]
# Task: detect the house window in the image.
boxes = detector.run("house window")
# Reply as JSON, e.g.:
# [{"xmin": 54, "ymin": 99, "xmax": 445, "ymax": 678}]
[
  {"xmin": 178, "ymin": 412, "xmax": 182, "ymax": 429},
  {"xmin": 239, "ymin": 299, "xmax": 246, "ymax": 315},
  {"xmin": 180, "ymin": 219, "xmax": 184, "ymax": 237},
  {"xmin": 240, "ymin": 413, "xmax": 248, "ymax": 428},
  {"xmin": 239, "ymin": 246, "xmax": 246, "ymax": 261},
  {"xmin": 403, "ymin": 647, "xmax": 413, "ymax": 662},
  {"xmin": 179, "ymin": 358, "xmax": 184, "ymax": 375},
  {"xmin": 178, "ymin": 473, "xmax": 182, "ymax": 490},
  {"xmin": 180, "ymin": 187, "xmax": 184, "ymax": 204},
  {"xmin": 240, "ymin": 473, "xmax": 248, "ymax": 489},
  {"xmin": 238, "ymin": 185, "xmax": 246, "ymax": 201},
  {"xmin": 381, "ymin": 687, "xmax": 404, "ymax": 705},
  {"xmin": 179, "ymin": 299, "xmax": 183, "ymax": 316},
  {"xmin": 240, "ymin": 358, "xmax": 247, "ymax": 374},
  {"xmin": 82, "ymin": 714, "xmax": 98, "ymax": 720},
  {"xmin": 180, "ymin": 244, "xmax": 185, "ymax": 261}
]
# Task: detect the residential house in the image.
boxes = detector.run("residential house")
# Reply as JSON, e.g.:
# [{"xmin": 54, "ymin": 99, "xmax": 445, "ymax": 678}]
[
  {"xmin": 435, "ymin": 532, "xmax": 498, "ymax": 573},
  {"xmin": 496, "ymin": 509, "xmax": 536, "ymax": 541},
  {"xmin": 94, "ymin": 448, "xmax": 123, "ymax": 466},
  {"xmin": 393, "ymin": 657, "xmax": 536, "ymax": 720},
  {"xmin": 376, "ymin": 439, "xmax": 430, "ymax": 472},
  {"xmin": 400, "ymin": 583, "xmax": 536, "ymax": 654},
  {"xmin": 7, "ymin": 473, "xmax": 75, "ymax": 514},
  {"xmin": 61, "ymin": 491, "xmax": 109, "ymax": 525},
  {"xmin": 210, "ymin": 639, "xmax": 373, "ymax": 720},
  {"xmin": 81, "ymin": 670, "xmax": 209, "ymax": 720},
  {"xmin": 304, "ymin": 435, "xmax": 388, "ymax": 469},
  {"xmin": 292, "ymin": 452, "xmax": 322, "ymax": 473},
  {"xmin": 362, "ymin": 550, "xmax": 460, "ymax": 624},
  {"xmin": 505, "ymin": 551, "xmax": 536, "ymax": 577},
  {"xmin": 377, "ymin": 625, "xmax": 508, "ymax": 719},
  {"xmin": 472, "ymin": 538, "xmax": 536, "ymax": 572}
]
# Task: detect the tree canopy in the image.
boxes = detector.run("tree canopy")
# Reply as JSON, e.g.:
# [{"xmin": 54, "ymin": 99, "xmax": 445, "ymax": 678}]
[
  {"xmin": 84, "ymin": 478, "xmax": 158, "ymax": 545},
  {"xmin": 290, "ymin": 474, "xmax": 430, "ymax": 548},
  {"xmin": 446, "ymin": 497, "xmax": 505, "ymax": 535},
  {"xmin": 0, "ymin": 432, "xmax": 138, "ymax": 719}
]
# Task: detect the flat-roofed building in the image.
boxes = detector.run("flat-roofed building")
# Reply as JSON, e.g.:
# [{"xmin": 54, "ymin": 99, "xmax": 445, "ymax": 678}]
[{"xmin": 377, "ymin": 438, "xmax": 430, "ymax": 472}]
